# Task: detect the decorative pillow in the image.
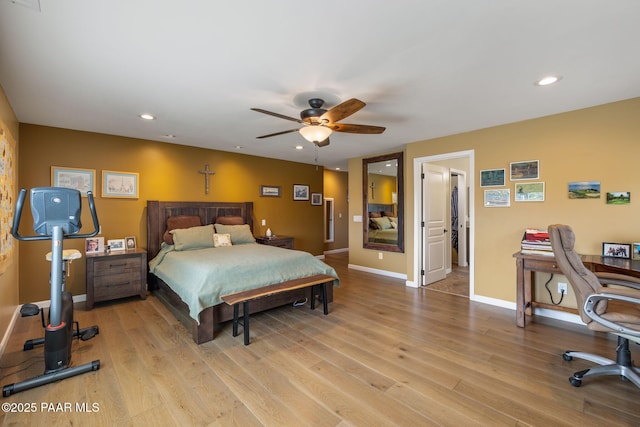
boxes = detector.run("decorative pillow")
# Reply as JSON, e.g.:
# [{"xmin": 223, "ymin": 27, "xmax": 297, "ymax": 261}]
[
  {"xmin": 215, "ymin": 216, "xmax": 245, "ymax": 225},
  {"xmin": 214, "ymin": 223, "xmax": 256, "ymax": 244},
  {"xmin": 371, "ymin": 216, "xmax": 393, "ymax": 230},
  {"xmin": 163, "ymin": 215, "xmax": 202, "ymax": 245},
  {"xmin": 369, "ymin": 211, "xmax": 382, "ymax": 218},
  {"xmin": 369, "ymin": 219, "xmax": 380, "ymax": 230},
  {"xmin": 170, "ymin": 224, "xmax": 214, "ymax": 251},
  {"xmin": 213, "ymin": 233, "xmax": 232, "ymax": 247},
  {"xmin": 382, "ymin": 211, "xmax": 395, "ymax": 217}
]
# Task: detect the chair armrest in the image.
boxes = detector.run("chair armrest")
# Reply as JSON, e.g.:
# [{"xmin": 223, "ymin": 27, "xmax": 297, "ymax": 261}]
[
  {"xmin": 584, "ymin": 289, "xmax": 640, "ymax": 337},
  {"xmin": 594, "ymin": 271, "xmax": 640, "ymax": 290}
]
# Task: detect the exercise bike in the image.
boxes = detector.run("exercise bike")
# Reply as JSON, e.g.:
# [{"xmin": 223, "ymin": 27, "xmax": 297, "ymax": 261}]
[{"xmin": 3, "ymin": 187, "xmax": 101, "ymax": 397}]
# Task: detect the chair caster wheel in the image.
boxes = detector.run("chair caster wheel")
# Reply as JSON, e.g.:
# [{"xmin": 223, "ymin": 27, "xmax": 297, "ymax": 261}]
[
  {"xmin": 569, "ymin": 376, "xmax": 582, "ymax": 387},
  {"xmin": 563, "ymin": 353, "xmax": 573, "ymax": 361}
]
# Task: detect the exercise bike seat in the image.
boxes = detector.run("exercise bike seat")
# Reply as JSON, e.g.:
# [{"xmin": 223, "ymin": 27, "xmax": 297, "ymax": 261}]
[{"xmin": 45, "ymin": 249, "xmax": 82, "ymax": 262}]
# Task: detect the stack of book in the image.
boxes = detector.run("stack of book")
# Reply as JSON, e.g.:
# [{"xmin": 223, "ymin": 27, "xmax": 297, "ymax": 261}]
[{"xmin": 520, "ymin": 228, "xmax": 554, "ymax": 256}]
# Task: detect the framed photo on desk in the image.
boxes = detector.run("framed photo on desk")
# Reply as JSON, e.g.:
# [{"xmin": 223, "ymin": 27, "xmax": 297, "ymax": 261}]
[
  {"xmin": 633, "ymin": 243, "xmax": 640, "ymax": 260},
  {"xmin": 602, "ymin": 242, "xmax": 631, "ymax": 259}
]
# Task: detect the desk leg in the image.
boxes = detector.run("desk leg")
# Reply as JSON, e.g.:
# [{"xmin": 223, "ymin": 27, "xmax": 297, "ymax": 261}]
[
  {"xmin": 516, "ymin": 258, "xmax": 526, "ymax": 328},
  {"xmin": 524, "ymin": 269, "xmax": 533, "ymax": 317}
]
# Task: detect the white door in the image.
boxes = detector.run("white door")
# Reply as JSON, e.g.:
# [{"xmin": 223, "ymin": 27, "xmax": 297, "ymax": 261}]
[{"xmin": 422, "ymin": 163, "xmax": 449, "ymax": 285}]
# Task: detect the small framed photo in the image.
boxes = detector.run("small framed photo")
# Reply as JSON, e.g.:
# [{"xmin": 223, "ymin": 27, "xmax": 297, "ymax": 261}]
[
  {"xmin": 51, "ymin": 166, "xmax": 96, "ymax": 197},
  {"xmin": 260, "ymin": 185, "xmax": 281, "ymax": 197},
  {"xmin": 480, "ymin": 169, "xmax": 506, "ymax": 187},
  {"xmin": 633, "ymin": 243, "xmax": 640, "ymax": 260},
  {"xmin": 102, "ymin": 170, "xmax": 139, "ymax": 198},
  {"xmin": 510, "ymin": 160, "xmax": 539, "ymax": 181},
  {"xmin": 514, "ymin": 182, "xmax": 545, "ymax": 202},
  {"xmin": 293, "ymin": 184, "xmax": 309, "ymax": 201},
  {"xmin": 602, "ymin": 242, "xmax": 631, "ymax": 259},
  {"xmin": 108, "ymin": 239, "xmax": 126, "ymax": 251},
  {"xmin": 606, "ymin": 192, "xmax": 631, "ymax": 205},
  {"xmin": 125, "ymin": 236, "xmax": 137, "ymax": 250},
  {"xmin": 568, "ymin": 181, "xmax": 600, "ymax": 199},
  {"xmin": 311, "ymin": 193, "xmax": 322, "ymax": 205},
  {"xmin": 484, "ymin": 189, "xmax": 510, "ymax": 207},
  {"xmin": 85, "ymin": 237, "xmax": 104, "ymax": 254}
]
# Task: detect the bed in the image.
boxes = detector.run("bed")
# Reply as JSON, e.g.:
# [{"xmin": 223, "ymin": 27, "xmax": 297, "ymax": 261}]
[
  {"xmin": 367, "ymin": 203, "xmax": 398, "ymax": 245},
  {"xmin": 146, "ymin": 200, "xmax": 338, "ymax": 344}
]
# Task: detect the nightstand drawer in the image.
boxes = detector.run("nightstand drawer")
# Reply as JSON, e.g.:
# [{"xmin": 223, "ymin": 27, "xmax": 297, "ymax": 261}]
[
  {"xmin": 86, "ymin": 249, "xmax": 147, "ymax": 309},
  {"xmin": 92, "ymin": 257, "xmax": 141, "ymax": 276}
]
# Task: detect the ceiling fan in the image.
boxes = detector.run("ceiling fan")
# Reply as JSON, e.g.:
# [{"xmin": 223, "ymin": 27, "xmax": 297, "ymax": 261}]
[{"xmin": 251, "ymin": 98, "xmax": 385, "ymax": 147}]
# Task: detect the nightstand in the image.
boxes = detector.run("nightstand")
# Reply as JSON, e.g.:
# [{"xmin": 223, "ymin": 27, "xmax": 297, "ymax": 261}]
[
  {"xmin": 85, "ymin": 248, "xmax": 147, "ymax": 309},
  {"xmin": 255, "ymin": 236, "xmax": 294, "ymax": 249}
]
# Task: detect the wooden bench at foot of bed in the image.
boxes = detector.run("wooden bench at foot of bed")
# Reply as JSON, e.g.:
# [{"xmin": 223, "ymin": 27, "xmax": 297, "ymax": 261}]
[{"xmin": 221, "ymin": 274, "xmax": 334, "ymax": 345}]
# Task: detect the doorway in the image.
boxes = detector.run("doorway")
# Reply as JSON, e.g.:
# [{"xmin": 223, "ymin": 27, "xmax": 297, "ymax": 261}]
[{"xmin": 412, "ymin": 150, "xmax": 474, "ymax": 298}]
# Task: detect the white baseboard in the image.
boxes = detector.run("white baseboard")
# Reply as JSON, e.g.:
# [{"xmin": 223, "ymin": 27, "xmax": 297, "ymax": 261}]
[
  {"xmin": 347, "ymin": 264, "xmax": 408, "ymax": 280},
  {"xmin": 0, "ymin": 294, "xmax": 87, "ymax": 358},
  {"xmin": 324, "ymin": 248, "xmax": 349, "ymax": 254},
  {"xmin": 471, "ymin": 294, "xmax": 582, "ymax": 325}
]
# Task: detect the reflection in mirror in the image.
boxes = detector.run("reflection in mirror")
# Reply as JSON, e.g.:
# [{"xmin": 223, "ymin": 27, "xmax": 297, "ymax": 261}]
[{"xmin": 363, "ymin": 152, "xmax": 404, "ymax": 252}]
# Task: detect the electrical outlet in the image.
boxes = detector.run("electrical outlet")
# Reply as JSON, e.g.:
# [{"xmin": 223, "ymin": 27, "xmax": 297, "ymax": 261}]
[{"xmin": 558, "ymin": 282, "xmax": 568, "ymax": 295}]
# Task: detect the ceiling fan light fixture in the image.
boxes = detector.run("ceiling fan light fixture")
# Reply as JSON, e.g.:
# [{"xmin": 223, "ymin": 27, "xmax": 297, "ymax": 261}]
[{"xmin": 299, "ymin": 125, "xmax": 332, "ymax": 143}]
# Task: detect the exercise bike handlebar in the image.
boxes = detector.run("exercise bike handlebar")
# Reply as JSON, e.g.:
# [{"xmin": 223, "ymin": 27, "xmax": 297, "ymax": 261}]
[{"xmin": 11, "ymin": 189, "xmax": 100, "ymax": 241}]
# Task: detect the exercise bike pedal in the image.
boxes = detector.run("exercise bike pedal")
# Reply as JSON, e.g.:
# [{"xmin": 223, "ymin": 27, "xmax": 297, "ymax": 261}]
[
  {"xmin": 79, "ymin": 326, "xmax": 99, "ymax": 341},
  {"xmin": 20, "ymin": 303, "xmax": 40, "ymax": 317}
]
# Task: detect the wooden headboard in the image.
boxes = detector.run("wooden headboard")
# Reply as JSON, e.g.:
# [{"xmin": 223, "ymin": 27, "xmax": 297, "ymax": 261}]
[{"xmin": 146, "ymin": 200, "xmax": 254, "ymax": 260}]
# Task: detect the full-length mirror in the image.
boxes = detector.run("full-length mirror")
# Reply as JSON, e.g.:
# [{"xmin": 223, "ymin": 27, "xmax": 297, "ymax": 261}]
[{"xmin": 363, "ymin": 152, "xmax": 404, "ymax": 252}]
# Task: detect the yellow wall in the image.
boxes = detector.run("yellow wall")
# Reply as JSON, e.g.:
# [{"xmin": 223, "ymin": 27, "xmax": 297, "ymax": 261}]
[
  {"xmin": 0, "ymin": 85, "xmax": 19, "ymax": 342},
  {"xmin": 349, "ymin": 97, "xmax": 640, "ymax": 306},
  {"xmin": 18, "ymin": 124, "xmax": 324, "ymax": 303},
  {"xmin": 368, "ymin": 173, "xmax": 396, "ymax": 207},
  {"xmin": 322, "ymin": 169, "xmax": 348, "ymax": 251},
  {"xmin": 412, "ymin": 97, "xmax": 640, "ymax": 302}
]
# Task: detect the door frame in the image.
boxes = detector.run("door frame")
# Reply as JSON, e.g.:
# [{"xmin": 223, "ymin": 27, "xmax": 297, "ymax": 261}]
[{"xmin": 413, "ymin": 150, "xmax": 475, "ymax": 297}]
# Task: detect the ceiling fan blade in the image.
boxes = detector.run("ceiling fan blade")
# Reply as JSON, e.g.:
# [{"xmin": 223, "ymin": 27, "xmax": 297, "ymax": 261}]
[
  {"xmin": 327, "ymin": 123, "xmax": 386, "ymax": 134},
  {"xmin": 251, "ymin": 108, "xmax": 303, "ymax": 124},
  {"xmin": 315, "ymin": 137, "xmax": 330, "ymax": 147},
  {"xmin": 256, "ymin": 128, "xmax": 300, "ymax": 139},
  {"xmin": 320, "ymin": 98, "xmax": 365, "ymax": 123}
]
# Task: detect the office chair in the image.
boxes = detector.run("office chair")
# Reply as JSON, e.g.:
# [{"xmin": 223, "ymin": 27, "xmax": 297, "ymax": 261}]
[{"xmin": 548, "ymin": 224, "xmax": 640, "ymax": 388}]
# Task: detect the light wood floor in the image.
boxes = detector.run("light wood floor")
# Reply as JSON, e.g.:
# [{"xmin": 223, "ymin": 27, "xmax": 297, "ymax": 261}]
[{"xmin": 2, "ymin": 252, "xmax": 640, "ymax": 426}]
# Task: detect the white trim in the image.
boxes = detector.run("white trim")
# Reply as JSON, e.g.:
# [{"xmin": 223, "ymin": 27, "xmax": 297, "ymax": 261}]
[
  {"xmin": 348, "ymin": 264, "xmax": 408, "ymax": 280},
  {"xmin": 413, "ymin": 150, "xmax": 475, "ymax": 296},
  {"xmin": 471, "ymin": 295, "xmax": 583, "ymax": 325},
  {"xmin": 324, "ymin": 248, "xmax": 349, "ymax": 254}
]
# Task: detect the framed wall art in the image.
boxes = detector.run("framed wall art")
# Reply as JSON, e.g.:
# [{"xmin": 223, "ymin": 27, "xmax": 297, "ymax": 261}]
[
  {"xmin": 102, "ymin": 170, "xmax": 139, "ymax": 198},
  {"xmin": 311, "ymin": 193, "xmax": 322, "ymax": 205},
  {"xmin": 606, "ymin": 192, "xmax": 630, "ymax": 205},
  {"xmin": 480, "ymin": 168, "xmax": 506, "ymax": 187},
  {"xmin": 293, "ymin": 184, "xmax": 309, "ymax": 201},
  {"xmin": 514, "ymin": 182, "xmax": 545, "ymax": 202},
  {"xmin": 602, "ymin": 242, "xmax": 631, "ymax": 259},
  {"xmin": 51, "ymin": 166, "xmax": 96, "ymax": 196},
  {"xmin": 484, "ymin": 189, "xmax": 510, "ymax": 207},
  {"xmin": 568, "ymin": 181, "xmax": 600, "ymax": 199},
  {"xmin": 510, "ymin": 160, "xmax": 539, "ymax": 180},
  {"xmin": 260, "ymin": 185, "xmax": 281, "ymax": 197}
]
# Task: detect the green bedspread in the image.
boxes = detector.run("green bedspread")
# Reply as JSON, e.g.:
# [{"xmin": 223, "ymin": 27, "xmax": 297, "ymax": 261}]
[{"xmin": 149, "ymin": 243, "xmax": 339, "ymax": 322}]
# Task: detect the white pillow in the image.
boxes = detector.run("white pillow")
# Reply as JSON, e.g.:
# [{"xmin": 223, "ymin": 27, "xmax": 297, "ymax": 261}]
[{"xmin": 213, "ymin": 233, "xmax": 232, "ymax": 247}]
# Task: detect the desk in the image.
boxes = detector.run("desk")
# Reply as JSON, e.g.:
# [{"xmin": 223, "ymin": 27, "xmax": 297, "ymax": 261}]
[{"xmin": 513, "ymin": 251, "xmax": 640, "ymax": 327}]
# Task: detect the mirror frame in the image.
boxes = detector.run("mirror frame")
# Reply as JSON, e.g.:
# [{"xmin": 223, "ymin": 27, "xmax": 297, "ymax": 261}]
[{"xmin": 362, "ymin": 152, "xmax": 404, "ymax": 253}]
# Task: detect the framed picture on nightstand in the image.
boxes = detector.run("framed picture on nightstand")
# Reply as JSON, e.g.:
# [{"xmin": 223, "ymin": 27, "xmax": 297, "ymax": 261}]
[{"xmin": 108, "ymin": 239, "xmax": 125, "ymax": 251}]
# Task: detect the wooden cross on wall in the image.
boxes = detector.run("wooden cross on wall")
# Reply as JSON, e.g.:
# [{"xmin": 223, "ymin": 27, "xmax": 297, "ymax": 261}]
[
  {"xmin": 370, "ymin": 181, "xmax": 376, "ymax": 200},
  {"xmin": 198, "ymin": 163, "xmax": 216, "ymax": 194}
]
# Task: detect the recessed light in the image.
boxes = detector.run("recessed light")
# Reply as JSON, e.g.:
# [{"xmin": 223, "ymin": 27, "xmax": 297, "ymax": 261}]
[
  {"xmin": 335, "ymin": 167, "xmax": 341, "ymax": 171},
  {"xmin": 162, "ymin": 134, "xmax": 176, "ymax": 139},
  {"xmin": 536, "ymin": 76, "xmax": 562, "ymax": 86},
  {"xmin": 295, "ymin": 145, "xmax": 304, "ymax": 150},
  {"xmin": 139, "ymin": 113, "xmax": 156, "ymax": 120},
  {"xmin": 234, "ymin": 145, "xmax": 242, "ymax": 150}
]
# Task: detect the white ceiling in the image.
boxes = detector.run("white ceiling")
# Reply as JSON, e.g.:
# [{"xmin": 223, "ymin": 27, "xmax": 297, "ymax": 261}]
[{"xmin": 2, "ymin": 1, "xmax": 639, "ymax": 171}]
